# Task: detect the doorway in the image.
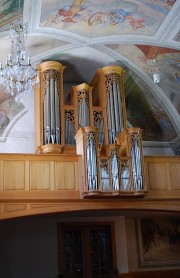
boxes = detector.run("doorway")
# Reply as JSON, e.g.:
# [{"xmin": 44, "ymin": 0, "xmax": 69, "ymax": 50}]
[{"xmin": 57, "ymin": 222, "xmax": 117, "ymax": 278}]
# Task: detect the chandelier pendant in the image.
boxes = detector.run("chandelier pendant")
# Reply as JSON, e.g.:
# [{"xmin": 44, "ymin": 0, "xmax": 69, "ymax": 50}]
[{"xmin": 0, "ymin": 22, "xmax": 39, "ymax": 102}]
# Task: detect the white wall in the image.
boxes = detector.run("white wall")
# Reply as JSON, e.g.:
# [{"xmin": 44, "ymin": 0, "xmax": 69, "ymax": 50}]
[{"xmin": 0, "ymin": 93, "xmax": 35, "ymax": 153}]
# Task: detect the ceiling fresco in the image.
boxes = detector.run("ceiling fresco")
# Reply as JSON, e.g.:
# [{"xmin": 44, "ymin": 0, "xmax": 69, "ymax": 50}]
[
  {"xmin": 0, "ymin": 0, "xmax": 23, "ymax": 31},
  {"xmin": 40, "ymin": 0, "xmax": 176, "ymax": 37},
  {"xmin": 0, "ymin": 0, "xmax": 179, "ymax": 154}
]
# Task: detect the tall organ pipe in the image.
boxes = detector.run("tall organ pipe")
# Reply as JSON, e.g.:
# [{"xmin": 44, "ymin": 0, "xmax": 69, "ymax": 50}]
[
  {"xmin": 106, "ymin": 75, "xmax": 124, "ymax": 144},
  {"xmin": 55, "ymin": 84, "xmax": 60, "ymax": 144},
  {"xmin": 50, "ymin": 78, "xmax": 55, "ymax": 143},
  {"xmin": 116, "ymin": 83, "xmax": 123, "ymax": 132},
  {"xmin": 43, "ymin": 71, "xmax": 61, "ymax": 145}
]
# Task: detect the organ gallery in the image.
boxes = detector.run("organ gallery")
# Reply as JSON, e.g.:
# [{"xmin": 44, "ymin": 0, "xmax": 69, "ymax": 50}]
[{"xmin": 35, "ymin": 61, "xmax": 146, "ymax": 197}]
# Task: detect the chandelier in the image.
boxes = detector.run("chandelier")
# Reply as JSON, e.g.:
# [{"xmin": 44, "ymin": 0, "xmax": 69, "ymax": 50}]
[{"xmin": 0, "ymin": 22, "xmax": 39, "ymax": 102}]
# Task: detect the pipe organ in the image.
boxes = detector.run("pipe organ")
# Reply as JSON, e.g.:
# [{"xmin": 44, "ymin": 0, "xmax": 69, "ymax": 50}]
[{"xmin": 35, "ymin": 62, "xmax": 146, "ymax": 197}]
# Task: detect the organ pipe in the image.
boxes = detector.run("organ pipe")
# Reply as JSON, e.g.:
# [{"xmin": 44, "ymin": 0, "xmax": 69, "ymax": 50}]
[
  {"xmin": 100, "ymin": 159, "xmax": 110, "ymax": 191},
  {"xmin": 106, "ymin": 73, "xmax": 124, "ymax": 144},
  {"xmin": 93, "ymin": 111, "xmax": 105, "ymax": 145},
  {"xmin": 43, "ymin": 70, "xmax": 60, "ymax": 145},
  {"xmin": 86, "ymin": 132, "xmax": 98, "ymax": 190},
  {"xmin": 78, "ymin": 91, "xmax": 90, "ymax": 128},
  {"xmin": 121, "ymin": 160, "xmax": 131, "ymax": 191},
  {"xmin": 131, "ymin": 138, "xmax": 143, "ymax": 190},
  {"xmin": 109, "ymin": 145, "xmax": 120, "ymax": 191}
]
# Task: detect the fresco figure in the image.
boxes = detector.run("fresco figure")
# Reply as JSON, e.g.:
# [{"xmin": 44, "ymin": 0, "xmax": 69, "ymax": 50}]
[{"xmin": 58, "ymin": 0, "xmax": 87, "ymax": 23}]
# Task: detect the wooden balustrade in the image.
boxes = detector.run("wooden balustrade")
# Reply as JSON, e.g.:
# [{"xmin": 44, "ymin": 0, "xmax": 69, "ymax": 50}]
[
  {"xmin": 0, "ymin": 153, "xmax": 81, "ymax": 200},
  {"xmin": 0, "ymin": 154, "xmax": 179, "ymax": 219},
  {"xmin": 144, "ymin": 156, "xmax": 180, "ymax": 198}
]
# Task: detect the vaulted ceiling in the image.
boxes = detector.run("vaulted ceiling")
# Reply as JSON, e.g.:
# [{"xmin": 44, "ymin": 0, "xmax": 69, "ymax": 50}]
[{"xmin": 0, "ymin": 0, "xmax": 180, "ymax": 154}]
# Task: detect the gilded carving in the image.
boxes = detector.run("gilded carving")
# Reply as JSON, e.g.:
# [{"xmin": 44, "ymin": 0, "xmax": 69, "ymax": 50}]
[
  {"xmin": 93, "ymin": 111, "xmax": 103, "ymax": 126},
  {"xmin": 105, "ymin": 73, "xmax": 121, "ymax": 102},
  {"xmin": 64, "ymin": 110, "xmax": 75, "ymax": 125},
  {"xmin": 77, "ymin": 89, "xmax": 89, "ymax": 107},
  {"xmin": 43, "ymin": 69, "xmax": 60, "ymax": 93}
]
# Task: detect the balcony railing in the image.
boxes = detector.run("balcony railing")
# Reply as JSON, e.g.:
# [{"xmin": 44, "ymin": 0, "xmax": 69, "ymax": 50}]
[{"xmin": 0, "ymin": 153, "xmax": 179, "ymax": 219}]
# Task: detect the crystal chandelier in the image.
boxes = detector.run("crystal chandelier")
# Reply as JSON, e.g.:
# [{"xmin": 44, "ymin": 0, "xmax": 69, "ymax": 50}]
[{"xmin": 0, "ymin": 22, "xmax": 39, "ymax": 102}]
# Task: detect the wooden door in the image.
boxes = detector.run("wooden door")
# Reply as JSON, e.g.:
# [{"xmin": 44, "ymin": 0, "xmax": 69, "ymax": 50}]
[{"xmin": 57, "ymin": 223, "xmax": 117, "ymax": 278}]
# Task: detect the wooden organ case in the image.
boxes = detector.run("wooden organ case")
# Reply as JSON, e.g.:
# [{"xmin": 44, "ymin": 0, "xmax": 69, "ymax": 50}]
[{"xmin": 35, "ymin": 62, "xmax": 147, "ymax": 198}]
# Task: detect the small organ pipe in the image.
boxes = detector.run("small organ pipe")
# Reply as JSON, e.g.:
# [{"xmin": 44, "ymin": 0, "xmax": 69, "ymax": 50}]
[
  {"xmin": 117, "ymin": 83, "xmax": 123, "ymax": 131},
  {"xmin": 131, "ymin": 141, "xmax": 142, "ymax": 190},
  {"xmin": 113, "ymin": 82, "xmax": 119, "ymax": 135},
  {"xmin": 55, "ymin": 84, "xmax": 60, "ymax": 144},
  {"xmin": 107, "ymin": 98, "xmax": 112, "ymax": 144},
  {"xmin": 111, "ymin": 152, "xmax": 119, "ymax": 190},
  {"xmin": 110, "ymin": 89, "xmax": 115, "ymax": 134},
  {"xmin": 86, "ymin": 134, "xmax": 97, "ymax": 190}
]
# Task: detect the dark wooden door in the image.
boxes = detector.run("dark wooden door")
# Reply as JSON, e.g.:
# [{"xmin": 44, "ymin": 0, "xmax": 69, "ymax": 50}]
[{"xmin": 58, "ymin": 223, "xmax": 117, "ymax": 278}]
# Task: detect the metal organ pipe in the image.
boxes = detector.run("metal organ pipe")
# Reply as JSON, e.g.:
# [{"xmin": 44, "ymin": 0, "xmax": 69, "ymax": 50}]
[
  {"xmin": 43, "ymin": 89, "xmax": 47, "ymax": 144},
  {"xmin": 86, "ymin": 134, "xmax": 98, "ymax": 191},
  {"xmin": 98, "ymin": 119, "xmax": 104, "ymax": 145},
  {"xmin": 43, "ymin": 85, "xmax": 51, "ymax": 144},
  {"xmin": 55, "ymin": 84, "xmax": 60, "ymax": 144},
  {"xmin": 100, "ymin": 160, "xmax": 110, "ymax": 191},
  {"xmin": 111, "ymin": 151, "xmax": 120, "ymax": 191},
  {"xmin": 106, "ymin": 75, "xmax": 124, "ymax": 144},
  {"xmin": 131, "ymin": 140, "xmax": 142, "ymax": 190},
  {"xmin": 113, "ymin": 81, "xmax": 119, "ymax": 134},
  {"xmin": 107, "ymin": 97, "xmax": 113, "ymax": 144},
  {"xmin": 43, "ymin": 71, "xmax": 61, "ymax": 145},
  {"xmin": 93, "ymin": 112, "xmax": 105, "ymax": 145},
  {"xmin": 65, "ymin": 110, "xmax": 75, "ymax": 145},
  {"xmin": 116, "ymin": 83, "xmax": 123, "ymax": 132},
  {"xmin": 121, "ymin": 163, "xmax": 130, "ymax": 191},
  {"xmin": 50, "ymin": 78, "xmax": 55, "ymax": 143},
  {"xmin": 78, "ymin": 96, "xmax": 90, "ymax": 128}
]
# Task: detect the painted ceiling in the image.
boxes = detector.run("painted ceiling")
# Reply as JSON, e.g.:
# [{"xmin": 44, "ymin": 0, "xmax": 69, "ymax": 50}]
[{"xmin": 0, "ymin": 0, "xmax": 179, "ymax": 154}]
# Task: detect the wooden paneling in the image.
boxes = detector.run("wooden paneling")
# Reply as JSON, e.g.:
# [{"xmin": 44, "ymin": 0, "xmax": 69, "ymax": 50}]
[
  {"xmin": 4, "ymin": 161, "xmax": 26, "ymax": 190},
  {"xmin": 0, "ymin": 154, "xmax": 179, "ymax": 219},
  {"xmin": 4, "ymin": 204, "xmax": 27, "ymax": 213},
  {"xmin": 0, "ymin": 154, "xmax": 80, "ymax": 194},
  {"xmin": 147, "ymin": 162, "xmax": 169, "ymax": 190},
  {"xmin": 169, "ymin": 163, "xmax": 180, "ymax": 190},
  {"xmin": 144, "ymin": 156, "xmax": 180, "ymax": 197},
  {"xmin": 55, "ymin": 161, "xmax": 77, "ymax": 190},
  {"xmin": 30, "ymin": 161, "xmax": 51, "ymax": 190}
]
